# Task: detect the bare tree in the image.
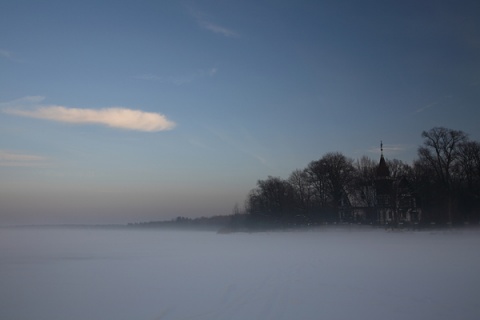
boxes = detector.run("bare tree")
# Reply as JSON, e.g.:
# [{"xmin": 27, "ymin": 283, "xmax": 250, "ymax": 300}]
[
  {"xmin": 232, "ymin": 202, "xmax": 241, "ymax": 215},
  {"xmin": 456, "ymin": 141, "xmax": 480, "ymax": 221},
  {"xmin": 307, "ymin": 152, "xmax": 355, "ymax": 221},
  {"xmin": 457, "ymin": 141, "xmax": 480, "ymax": 189},
  {"xmin": 247, "ymin": 176, "xmax": 295, "ymax": 222},
  {"xmin": 354, "ymin": 156, "xmax": 377, "ymax": 207},
  {"xmin": 306, "ymin": 161, "xmax": 330, "ymax": 209},
  {"xmin": 417, "ymin": 127, "xmax": 468, "ymax": 223},
  {"xmin": 288, "ymin": 169, "xmax": 314, "ymax": 214},
  {"xmin": 386, "ymin": 158, "xmax": 413, "ymax": 180}
]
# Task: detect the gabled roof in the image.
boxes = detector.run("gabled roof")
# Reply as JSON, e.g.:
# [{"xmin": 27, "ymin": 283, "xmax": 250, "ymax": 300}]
[{"xmin": 346, "ymin": 188, "xmax": 371, "ymax": 208}]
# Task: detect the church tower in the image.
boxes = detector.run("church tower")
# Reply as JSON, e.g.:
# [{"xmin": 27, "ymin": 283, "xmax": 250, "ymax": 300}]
[{"xmin": 375, "ymin": 142, "xmax": 394, "ymax": 224}]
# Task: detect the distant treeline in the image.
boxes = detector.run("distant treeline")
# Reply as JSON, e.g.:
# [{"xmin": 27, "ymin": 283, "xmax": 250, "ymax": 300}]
[
  {"xmin": 134, "ymin": 127, "xmax": 480, "ymax": 232},
  {"xmin": 128, "ymin": 214, "xmax": 266, "ymax": 233},
  {"xmin": 128, "ymin": 215, "xmax": 236, "ymax": 231},
  {"xmin": 240, "ymin": 127, "xmax": 480, "ymax": 229}
]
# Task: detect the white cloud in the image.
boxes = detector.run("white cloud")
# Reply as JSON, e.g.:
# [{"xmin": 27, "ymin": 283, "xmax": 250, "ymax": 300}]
[
  {"xmin": 2, "ymin": 96, "xmax": 176, "ymax": 132},
  {"xmin": 0, "ymin": 150, "xmax": 47, "ymax": 167}
]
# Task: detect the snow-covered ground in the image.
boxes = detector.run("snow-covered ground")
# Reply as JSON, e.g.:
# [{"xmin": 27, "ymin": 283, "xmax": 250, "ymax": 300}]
[{"xmin": 1, "ymin": 226, "xmax": 479, "ymax": 320}]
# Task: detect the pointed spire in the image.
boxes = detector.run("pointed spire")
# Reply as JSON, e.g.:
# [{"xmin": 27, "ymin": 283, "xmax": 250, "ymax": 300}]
[{"xmin": 376, "ymin": 140, "xmax": 390, "ymax": 177}]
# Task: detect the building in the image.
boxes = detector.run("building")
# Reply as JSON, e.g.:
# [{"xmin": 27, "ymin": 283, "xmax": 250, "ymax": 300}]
[
  {"xmin": 374, "ymin": 142, "xmax": 420, "ymax": 225},
  {"xmin": 342, "ymin": 142, "xmax": 420, "ymax": 226}
]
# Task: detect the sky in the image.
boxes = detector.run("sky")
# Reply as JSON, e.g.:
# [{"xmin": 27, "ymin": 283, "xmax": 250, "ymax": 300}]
[{"xmin": 1, "ymin": 0, "xmax": 479, "ymax": 225}]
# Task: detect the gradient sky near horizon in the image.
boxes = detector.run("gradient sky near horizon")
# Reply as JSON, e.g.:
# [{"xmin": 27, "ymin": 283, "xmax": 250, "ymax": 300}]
[{"xmin": 1, "ymin": 0, "xmax": 479, "ymax": 224}]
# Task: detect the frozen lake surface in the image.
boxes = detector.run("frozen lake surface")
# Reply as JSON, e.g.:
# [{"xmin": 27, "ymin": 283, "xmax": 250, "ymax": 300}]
[{"xmin": 1, "ymin": 226, "xmax": 480, "ymax": 320}]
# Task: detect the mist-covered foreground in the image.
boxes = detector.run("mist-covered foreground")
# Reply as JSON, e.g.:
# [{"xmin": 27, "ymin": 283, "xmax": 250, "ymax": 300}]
[{"xmin": 1, "ymin": 227, "xmax": 480, "ymax": 320}]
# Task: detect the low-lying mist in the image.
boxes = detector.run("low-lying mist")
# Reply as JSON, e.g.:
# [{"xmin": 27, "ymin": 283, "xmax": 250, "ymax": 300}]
[{"xmin": 1, "ymin": 227, "xmax": 479, "ymax": 320}]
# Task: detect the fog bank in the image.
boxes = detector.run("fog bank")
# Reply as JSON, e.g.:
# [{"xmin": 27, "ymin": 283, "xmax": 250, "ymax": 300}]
[{"xmin": 1, "ymin": 227, "xmax": 479, "ymax": 320}]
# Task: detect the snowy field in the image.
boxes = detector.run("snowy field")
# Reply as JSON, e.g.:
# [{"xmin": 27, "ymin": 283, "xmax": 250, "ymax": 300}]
[{"xmin": 1, "ymin": 226, "xmax": 480, "ymax": 320}]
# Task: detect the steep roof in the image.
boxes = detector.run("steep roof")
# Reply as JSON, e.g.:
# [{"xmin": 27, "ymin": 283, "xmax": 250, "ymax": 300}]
[{"xmin": 376, "ymin": 154, "xmax": 390, "ymax": 178}]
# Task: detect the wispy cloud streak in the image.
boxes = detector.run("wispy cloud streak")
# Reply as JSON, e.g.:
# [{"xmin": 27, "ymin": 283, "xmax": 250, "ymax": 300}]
[
  {"xmin": 0, "ymin": 150, "xmax": 48, "ymax": 167},
  {"xmin": 135, "ymin": 68, "xmax": 217, "ymax": 85},
  {"xmin": 368, "ymin": 144, "xmax": 409, "ymax": 155},
  {"xmin": 2, "ymin": 97, "xmax": 176, "ymax": 132},
  {"xmin": 208, "ymin": 126, "xmax": 270, "ymax": 167},
  {"xmin": 415, "ymin": 101, "xmax": 438, "ymax": 114},
  {"xmin": 200, "ymin": 21, "xmax": 238, "ymax": 37},
  {"xmin": 186, "ymin": 6, "xmax": 238, "ymax": 37},
  {"xmin": 414, "ymin": 95, "xmax": 453, "ymax": 114},
  {"xmin": 0, "ymin": 49, "xmax": 12, "ymax": 59},
  {"xmin": 0, "ymin": 48, "xmax": 23, "ymax": 62},
  {"xmin": 134, "ymin": 74, "xmax": 162, "ymax": 81}
]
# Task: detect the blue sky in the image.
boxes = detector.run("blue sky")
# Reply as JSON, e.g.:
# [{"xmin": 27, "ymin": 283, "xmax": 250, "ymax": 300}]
[{"xmin": 1, "ymin": 0, "xmax": 479, "ymax": 224}]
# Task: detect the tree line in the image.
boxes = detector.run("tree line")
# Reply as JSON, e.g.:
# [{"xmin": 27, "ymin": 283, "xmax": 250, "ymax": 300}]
[{"xmin": 241, "ymin": 127, "xmax": 480, "ymax": 228}]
